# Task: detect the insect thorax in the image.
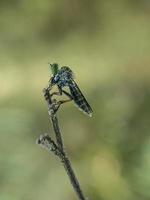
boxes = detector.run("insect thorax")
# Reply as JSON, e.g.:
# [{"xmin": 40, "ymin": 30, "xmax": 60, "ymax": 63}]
[{"xmin": 54, "ymin": 66, "xmax": 74, "ymax": 87}]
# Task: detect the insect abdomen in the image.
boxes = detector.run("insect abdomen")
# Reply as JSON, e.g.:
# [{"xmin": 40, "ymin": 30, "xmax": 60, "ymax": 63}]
[{"xmin": 69, "ymin": 82, "xmax": 93, "ymax": 117}]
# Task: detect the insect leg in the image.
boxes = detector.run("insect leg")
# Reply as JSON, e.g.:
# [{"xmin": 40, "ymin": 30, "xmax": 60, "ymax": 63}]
[
  {"xmin": 47, "ymin": 86, "xmax": 73, "ymax": 113},
  {"xmin": 54, "ymin": 98, "xmax": 72, "ymax": 113},
  {"xmin": 49, "ymin": 85, "xmax": 73, "ymax": 113},
  {"xmin": 50, "ymin": 86, "xmax": 73, "ymax": 101},
  {"xmin": 50, "ymin": 85, "xmax": 63, "ymax": 97},
  {"xmin": 50, "ymin": 91, "xmax": 61, "ymax": 97},
  {"xmin": 62, "ymin": 90, "xmax": 73, "ymax": 100},
  {"xmin": 54, "ymin": 90, "xmax": 73, "ymax": 112}
]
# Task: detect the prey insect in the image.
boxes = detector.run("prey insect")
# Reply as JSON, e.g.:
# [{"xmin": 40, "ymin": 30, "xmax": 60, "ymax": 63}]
[{"xmin": 48, "ymin": 63, "xmax": 93, "ymax": 117}]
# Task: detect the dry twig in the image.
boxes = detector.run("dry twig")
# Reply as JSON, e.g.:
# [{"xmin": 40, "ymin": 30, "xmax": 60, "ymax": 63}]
[{"xmin": 36, "ymin": 87, "xmax": 87, "ymax": 200}]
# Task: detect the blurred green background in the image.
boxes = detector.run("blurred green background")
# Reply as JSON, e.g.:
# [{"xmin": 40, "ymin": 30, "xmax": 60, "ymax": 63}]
[{"xmin": 0, "ymin": 0, "xmax": 150, "ymax": 200}]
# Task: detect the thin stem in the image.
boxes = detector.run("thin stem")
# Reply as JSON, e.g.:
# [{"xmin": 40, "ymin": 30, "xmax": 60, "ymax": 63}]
[
  {"xmin": 43, "ymin": 88, "xmax": 64, "ymax": 150},
  {"xmin": 37, "ymin": 134, "xmax": 86, "ymax": 200},
  {"xmin": 39, "ymin": 88, "xmax": 87, "ymax": 200},
  {"xmin": 62, "ymin": 155, "xmax": 86, "ymax": 200}
]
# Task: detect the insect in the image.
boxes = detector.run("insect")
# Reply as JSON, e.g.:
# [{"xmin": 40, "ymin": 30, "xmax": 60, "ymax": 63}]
[{"xmin": 48, "ymin": 63, "xmax": 93, "ymax": 117}]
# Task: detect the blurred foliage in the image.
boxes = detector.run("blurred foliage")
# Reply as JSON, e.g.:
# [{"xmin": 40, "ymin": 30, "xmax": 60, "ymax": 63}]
[{"xmin": 0, "ymin": 0, "xmax": 150, "ymax": 200}]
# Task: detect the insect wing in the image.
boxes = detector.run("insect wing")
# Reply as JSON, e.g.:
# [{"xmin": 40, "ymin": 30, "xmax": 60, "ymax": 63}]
[{"xmin": 69, "ymin": 80, "xmax": 93, "ymax": 117}]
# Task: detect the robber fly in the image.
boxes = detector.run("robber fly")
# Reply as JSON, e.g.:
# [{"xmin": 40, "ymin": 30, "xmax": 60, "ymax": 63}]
[{"xmin": 48, "ymin": 63, "xmax": 93, "ymax": 117}]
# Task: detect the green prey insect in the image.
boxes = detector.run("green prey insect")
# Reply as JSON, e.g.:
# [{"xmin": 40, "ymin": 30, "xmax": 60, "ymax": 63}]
[{"xmin": 48, "ymin": 63, "xmax": 93, "ymax": 117}]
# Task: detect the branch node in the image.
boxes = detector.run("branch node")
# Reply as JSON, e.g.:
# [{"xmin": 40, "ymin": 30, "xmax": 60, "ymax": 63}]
[{"xmin": 36, "ymin": 134, "xmax": 56, "ymax": 151}]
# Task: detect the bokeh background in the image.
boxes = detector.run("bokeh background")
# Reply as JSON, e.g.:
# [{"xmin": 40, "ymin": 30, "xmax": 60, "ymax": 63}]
[{"xmin": 0, "ymin": 0, "xmax": 150, "ymax": 200}]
